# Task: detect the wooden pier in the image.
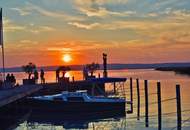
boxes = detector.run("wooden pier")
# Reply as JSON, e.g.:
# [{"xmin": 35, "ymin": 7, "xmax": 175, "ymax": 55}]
[
  {"xmin": 0, "ymin": 85, "xmax": 43, "ymax": 108},
  {"xmin": 0, "ymin": 77, "xmax": 126, "ymax": 108},
  {"xmin": 37, "ymin": 77, "xmax": 127, "ymax": 96}
]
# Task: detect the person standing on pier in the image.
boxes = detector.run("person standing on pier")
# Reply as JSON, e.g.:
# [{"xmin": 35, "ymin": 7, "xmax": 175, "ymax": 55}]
[
  {"xmin": 34, "ymin": 70, "xmax": 39, "ymax": 84},
  {"xmin": 40, "ymin": 69, "xmax": 45, "ymax": 84},
  {"xmin": 56, "ymin": 69, "xmax": 59, "ymax": 82},
  {"xmin": 6, "ymin": 73, "xmax": 10, "ymax": 82},
  {"xmin": 10, "ymin": 73, "xmax": 16, "ymax": 85},
  {"xmin": 83, "ymin": 66, "xmax": 88, "ymax": 80}
]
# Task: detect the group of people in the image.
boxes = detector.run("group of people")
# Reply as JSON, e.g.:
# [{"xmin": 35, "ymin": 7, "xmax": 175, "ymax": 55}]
[
  {"xmin": 55, "ymin": 69, "xmax": 67, "ymax": 82},
  {"xmin": 33, "ymin": 69, "xmax": 45, "ymax": 84},
  {"xmin": 6, "ymin": 73, "xmax": 16, "ymax": 84}
]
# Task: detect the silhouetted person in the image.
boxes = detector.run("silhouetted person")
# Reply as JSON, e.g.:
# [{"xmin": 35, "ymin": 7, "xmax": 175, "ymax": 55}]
[
  {"xmin": 83, "ymin": 66, "xmax": 88, "ymax": 80},
  {"xmin": 56, "ymin": 69, "xmax": 59, "ymax": 82},
  {"xmin": 10, "ymin": 73, "xmax": 16, "ymax": 84},
  {"xmin": 6, "ymin": 73, "xmax": 11, "ymax": 82},
  {"xmin": 40, "ymin": 69, "xmax": 45, "ymax": 84},
  {"xmin": 34, "ymin": 70, "xmax": 39, "ymax": 84}
]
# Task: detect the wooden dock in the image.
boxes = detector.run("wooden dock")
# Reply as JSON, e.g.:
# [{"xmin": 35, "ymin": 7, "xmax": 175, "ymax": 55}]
[
  {"xmin": 0, "ymin": 85, "xmax": 43, "ymax": 108},
  {"xmin": 36, "ymin": 77, "xmax": 127, "ymax": 96}
]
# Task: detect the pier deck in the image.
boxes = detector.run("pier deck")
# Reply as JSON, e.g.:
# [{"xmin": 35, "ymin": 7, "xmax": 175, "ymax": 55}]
[
  {"xmin": 0, "ymin": 85, "xmax": 43, "ymax": 108},
  {"xmin": 38, "ymin": 77, "xmax": 127, "ymax": 96}
]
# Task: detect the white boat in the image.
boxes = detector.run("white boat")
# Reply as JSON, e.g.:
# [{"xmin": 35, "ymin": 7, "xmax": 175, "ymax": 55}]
[{"xmin": 24, "ymin": 90, "xmax": 126, "ymax": 116}]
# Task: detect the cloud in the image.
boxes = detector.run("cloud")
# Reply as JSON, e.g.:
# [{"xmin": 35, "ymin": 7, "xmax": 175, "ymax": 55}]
[
  {"xmin": 26, "ymin": 2, "xmax": 84, "ymax": 21},
  {"xmin": 47, "ymin": 40, "xmax": 119, "ymax": 52},
  {"xmin": 3, "ymin": 18, "xmax": 26, "ymax": 32},
  {"xmin": 3, "ymin": 18, "xmax": 55, "ymax": 34},
  {"xmin": 39, "ymin": 26, "xmax": 55, "ymax": 31},
  {"xmin": 147, "ymin": 8, "xmax": 190, "ymax": 19},
  {"xmin": 78, "ymin": 6, "xmax": 136, "ymax": 17},
  {"xmin": 75, "ymin": 0, "xmax": 128, "ymax": 6},
  {"xmin": 10, "ymin": 8, "xmax": 31, "ymax": 16},
  {"xmin": 147, "ymin": 13, "xmax": 158, "ymax": 17},
  {"xmin": 47, "ymin": 47, "xmax": 73, "ymax": 52},
  {"xmin": 160, "ymin": 8, "xmax": 190, "ymax": 18},
  {"xmin": 155, "ymin": 0, "xmax": 181, "ymax": 9},
  {"xmin": 159, "ymin": 30, "xmax": 190, "ymax": 44},
  {"xmin": 169, "ymin": 9, "xmax": 190, "ymax": 17},
  {"xmin": 74, "ymin": 0, "xmax": 133, "ymax": 17},
  {"xmin": 68, "ymin": 19, "xmax": 187, "ymax": 31},
  {"xmin": 68, "ymin": 22, "xmax": 100, "ymax": 29},
  {"xmin": 29, "ymin": 26, "xmax": 55, "ymax": 34},
  {"xmin": 20, "ymin": 40, "xmax": 38, "ymax": 44},
  {"xmin": 78, "ymin": 7, "xmax": 109, "ymax": 17}
]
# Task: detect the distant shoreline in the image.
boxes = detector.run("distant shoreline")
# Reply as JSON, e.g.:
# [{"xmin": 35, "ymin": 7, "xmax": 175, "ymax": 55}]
[
  {"xmin": 155, "ymin": 67, "xmax": 190, "ymax": 76},
  {"xmin": 1, "ymin": 63, "xmax": 190, "ymax": 73}
]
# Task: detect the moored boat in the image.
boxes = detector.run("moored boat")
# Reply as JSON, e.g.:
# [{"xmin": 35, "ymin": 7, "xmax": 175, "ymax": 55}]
[{"xmin": 23, "ymin": 90, "xmax": 126, "ymax": 116}]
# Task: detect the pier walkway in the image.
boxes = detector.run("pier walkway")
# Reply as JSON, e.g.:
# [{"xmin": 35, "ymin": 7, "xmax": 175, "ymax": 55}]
[{"xmin": 0, "ymin": 85, "xmax": 43, "ymax": 108}]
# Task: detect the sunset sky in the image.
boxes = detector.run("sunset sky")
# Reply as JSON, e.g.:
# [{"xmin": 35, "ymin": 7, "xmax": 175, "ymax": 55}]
[{"xmin": 0, "ymin": 0, "xmax": 190, "ymax": 67}]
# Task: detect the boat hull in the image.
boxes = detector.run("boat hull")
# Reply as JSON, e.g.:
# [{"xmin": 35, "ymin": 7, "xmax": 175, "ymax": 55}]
[{"xmin": 22, "ymin": 99, "xmax": 126, "ymax": 118}]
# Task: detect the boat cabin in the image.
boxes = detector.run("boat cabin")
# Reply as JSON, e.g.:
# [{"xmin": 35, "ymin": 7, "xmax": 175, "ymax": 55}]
[{"xmin": 29, "ymin": 90, "xmax": 125, "ymax": 103}]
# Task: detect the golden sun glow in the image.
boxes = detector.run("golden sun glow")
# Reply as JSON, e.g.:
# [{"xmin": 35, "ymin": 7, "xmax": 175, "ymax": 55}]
[{"xmin": 62, "ymin": 54, "xmax": 72, "ymax": 63}]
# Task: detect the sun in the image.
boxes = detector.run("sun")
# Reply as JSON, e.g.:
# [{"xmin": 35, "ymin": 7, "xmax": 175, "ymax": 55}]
[{"xmin": 62, "ymin": 54, "xmax": 72, "ymax": 63}]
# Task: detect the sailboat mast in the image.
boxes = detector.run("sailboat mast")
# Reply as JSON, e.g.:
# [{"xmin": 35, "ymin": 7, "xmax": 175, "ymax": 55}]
[{"xmin": 0, "ymin": 8, "xmax": 5, "ymax": 81}]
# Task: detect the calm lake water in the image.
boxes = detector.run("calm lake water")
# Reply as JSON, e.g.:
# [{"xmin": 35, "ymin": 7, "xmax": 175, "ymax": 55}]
[{"xmin": 3, "ymin": 69, "xmax": 190, "ymax": 130}]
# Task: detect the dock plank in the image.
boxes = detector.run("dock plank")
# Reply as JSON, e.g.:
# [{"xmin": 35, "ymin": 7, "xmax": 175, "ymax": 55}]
[{"xmin": 0, "ymin": 85, "xmax": 43, "ymax": 108}]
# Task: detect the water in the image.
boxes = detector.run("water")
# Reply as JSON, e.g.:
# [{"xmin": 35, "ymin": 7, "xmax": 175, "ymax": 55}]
[{"xmin": 2, "ymin": 69, "xmax": 190, "ymax": 130}]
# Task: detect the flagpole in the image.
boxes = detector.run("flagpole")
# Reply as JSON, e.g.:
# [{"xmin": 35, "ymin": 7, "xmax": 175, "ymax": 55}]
[{"xmin": 0, "ymin": 8, "xmax": 5, "ymax": 82}]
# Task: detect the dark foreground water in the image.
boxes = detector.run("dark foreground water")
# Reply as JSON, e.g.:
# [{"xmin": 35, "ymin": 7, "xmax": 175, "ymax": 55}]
[{"xmin": 1, "ymin": 69, "xmax": 190, "ymax": 130}]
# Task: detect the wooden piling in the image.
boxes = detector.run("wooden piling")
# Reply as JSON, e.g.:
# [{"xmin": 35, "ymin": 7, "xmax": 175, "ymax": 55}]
[
  {"xmin": 144, "ymin": 80, "xmax": 149, "ymax": 127},
  {"xmin": 130, "ymin": 77, "xmax": 133, "ymax": 113},
  {"xmin": 157, "ymin": 82, "xmax": 162, "ymax": 130},
  {"xmin": 136, "ymin": 78, "xmax": 140, "ymax": 120},
  {"xmin": 114, "ymin": 82, "xmax": 116, "ymax": 94},
  {"xmin": 176, "ymin": 84, "xmax": 182, "ymax": 130}
]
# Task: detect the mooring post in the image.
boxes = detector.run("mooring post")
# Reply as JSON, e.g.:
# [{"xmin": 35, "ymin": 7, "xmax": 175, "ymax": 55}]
[
  {"xmin": 114, "ymin": 82, "xmax": 116, "ymax": 94},
  {"xmin": 144, "ymin": 80, "xmax": 149, "ymax": 127},
  {"xmin": 176, "ymin": 84, "xmax": 182, "ymax": 130},
  {"xmin": 130, "ymin": 77, "xmax": 133, "ymax": 113},
  {"xmin": 103, "ymin": 53, "xmax": 108, "ymax": 78},
  {"xmin": 136, "ymin": 78, "xmax": 140, "ymax": 120},
  {"xmin": 157, "ymin": 82, "xmax": 162, "ymax": 130}
]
